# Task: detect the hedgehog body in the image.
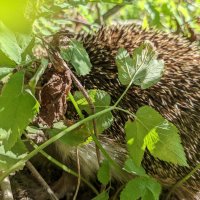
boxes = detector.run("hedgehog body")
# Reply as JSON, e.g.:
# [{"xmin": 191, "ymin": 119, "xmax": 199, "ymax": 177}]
[{"xmin": 54, "ymin": 25, "xmax": 200, "ymax": 199}]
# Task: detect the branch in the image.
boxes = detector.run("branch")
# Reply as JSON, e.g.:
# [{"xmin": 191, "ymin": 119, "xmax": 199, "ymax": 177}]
[
  {"xmin": 95, "ymin": 5, "xmax": 125, "ymax": 24},
  {"xmin": 26, "ymin": 161, "xmax": 58, "ymax": 200}
]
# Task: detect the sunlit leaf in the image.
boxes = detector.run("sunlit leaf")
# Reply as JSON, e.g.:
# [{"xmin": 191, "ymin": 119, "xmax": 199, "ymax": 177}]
[
  {"xmin": 120, "ymin": 177, "xmax": 161, "ymax": 200},
  {"xmin": 0, "ymin": 139, "xmax": 27, "ymax": 171},
  {"xmin": 125, "ymin": 106, "xmax": 188, "ymax": 167},
  {"xmin": 0, "ymin": 72, "xmax": 39, "ymax": 150},
  {"xmin": 73, "ymin": 90, "xmax": 113, "ymax": 134},
  {"xmin": 61, "ymin": 40, "xmax": 92, "ymax": 76},
  {"xmin": 116, "ymin": 41, "xmax": 164, "ymax": 89}
]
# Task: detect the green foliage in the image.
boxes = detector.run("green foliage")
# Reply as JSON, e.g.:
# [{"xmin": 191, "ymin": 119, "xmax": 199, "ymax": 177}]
[
  {"xmin": 0, "ymin": 1, "xmax": 196, "ymax": 199},
  {"xmin": 0, "ymin": 68, "xmax": 13, "ymax": 80},
  {"xmin": 0, "ymin": 72, "xmax": 39, "ymax": 150},
  {"xmin": 123, "ymin": 158, "xmax": 146, "ymax": 176},
  {"xmin": 73, "ymin": 89, "xmax": 113, "ymax": 134},
  {"xmin": 0, "ymin": 139, "xmax": 27, "ymax": 171},
  {"xmin": 0, "ymin": 21, "xmax": 33, "ymax": 66},
  {"xmin": 0, "ymin": 21, "xmax": 23, "ymax": 65},
  {"xmin": 29, "ymin": 58, "xmax": 49, "ymax": 92},
  {"xmin": 48, "ymin": 121, "xmax": 87, "ymax": 146},
  {"xmin": 125, "ymin": 106, "xmax": 188, "ymax": 167},
  {"xmin": 120, "ymin": 177, "xmax": 161, "ymax": 200},
  {"xmin": 97, "ymin": 159, "xmax": 110, "ymax": 185},
  {"xmin": 61, "ymin": 40, "xmax": 92, "ymax": 76},
  {"xmin": 116, "ymin": 41, "xmax": 164, "ymax": 89},
  {"xmin": 92, "ymin": 191, "xmax": 109, "ymax": 200}
]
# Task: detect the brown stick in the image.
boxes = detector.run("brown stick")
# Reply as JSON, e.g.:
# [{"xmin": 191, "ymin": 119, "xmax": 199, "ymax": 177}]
[
  {"xmin": 48, "ymin": 49, "xmax": 101, "ymax": 166},
  {"xmin": 26, "ymin": 161, "xmax": 58, "ymax": 200},
  {"xmin": 95, "ymin": 5, "xmax": 125, "ymax": 24}
]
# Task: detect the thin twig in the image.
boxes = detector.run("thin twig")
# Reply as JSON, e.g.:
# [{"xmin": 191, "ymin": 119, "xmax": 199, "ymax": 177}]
[
  {"xmin": 70, "ymin": 72, "xmax": 101, "ymax": 166},
  {"xmin": 95, "ymin": 3, "xmax": 104, "ymax": 25},
  {"xmin": 166, "ymin": 163, "xmax": 200, "ymax": 200},
  {"xmin": 47, "ymin": 48, "xmax": 101, "ymax": 166},
  {"xmin": 0, "ymin": 176, "xmax": 14, "ymax": 200},
  {"xmin": 26, "ymin": 161, "xmax": 59, "ymax": 200},
  {"xmin": 0, "ymin": 107, "xmax": 114, "ymax": 183},
  {"xmin": 73, "ymin": 149, "xmax": 81, "ymax": 200},
  {"xmin": 66, "ymin": 18, "xmax": 92, "ymax": 28},
  {"xmin": 95, "ymin": 5, "xmax": 125, "ymax": 24},
  {"xmin": 27, "ymin": 138, "xmax": 99, "ymax": 194}
]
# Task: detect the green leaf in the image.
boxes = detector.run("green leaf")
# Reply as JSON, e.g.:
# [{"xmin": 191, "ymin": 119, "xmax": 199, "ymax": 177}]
[
  {"xmin": 92, "ymin": 191, "xmax": 109, "ymax": 200},
  {"xmin": 123, "ymin": 158, "xmax": 146, "ymax": 176},
  {"xmin": 125, "ymin": 120, "xmax": 145, "ymax": 166},
  {"xmin": 0, "ymin": 68, "xmax": 13, "ymax": 80},
  {"xmin": 48, "ymin": 122, "xmax": 87, "ymax": 146},
  {"xmin": 0, "ymin": 72, "xmax": 39, "ymax": 150},
  {"xmin": 61, "ymin": 40, "xmax": 92, "ymax": 76},
  {"xmin": 0, "ymin": 138, "xmax": 27, "ymax": 171},
  {"xmin": 16, "ymin": 33, "xmax": 34, "ymax": 61},
  {"xmin": 29, "ymin": 58, "xmax": 48, "ymax": 91},
  {"xmin": 97, "ymin": 159, "xmax": 110, "ymax": 185},
  {"xmin": 73, "ymin": 90, "xmax": 113, "ymax": 134},
  {"xmin": 0, "ymin": 21, "xmax": 22, "ymax": 65},
  {"xmin": 115, "ymin": 48, "xmax": 135, "ymax": 85},
  {"xmin": 125, "ymin": 106, "xmax": 188, "ymax": 167},
  {"xmin": 116, "ymin": 41, "xmax": 164, "ymax": 89},
  {"xmin": 0, "ymin": 128, "xmax": 8, "ymax": 140},
  {"xmin": 120, "ymin": 177, "xmax": 161, "ymax": 200}
]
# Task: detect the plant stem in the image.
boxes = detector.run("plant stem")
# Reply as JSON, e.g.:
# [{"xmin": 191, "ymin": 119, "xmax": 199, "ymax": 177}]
[
  {"xmin": 68, "ymin": 92, "xmax": 84, "ymax": 119},
  {"xmin": 26, "ymin": 161, "xmax": 58, "ymax": 200},
  {"xmin": 166, "ymin": 163, "xmax": 200, "ymax": 200},
  {"xmin": 29, "ymin": 141, "xmax": 99, "ymax": 195},
  {"xmin": 69, "ymin": 92, "xmax": 119, "ymax": 170},
  {"xmin": 114, "ymin": 80, "xmax": 134, "ymax": 107},
  {"xmin": 0, "ymin": 107, "xmax": 114, "ymax": 183}
]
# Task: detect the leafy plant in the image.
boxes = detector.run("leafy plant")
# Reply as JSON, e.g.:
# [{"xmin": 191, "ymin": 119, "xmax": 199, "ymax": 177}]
[{"xmin": 0, "ymin": 0, "xmax": 199, "ymax": 200}]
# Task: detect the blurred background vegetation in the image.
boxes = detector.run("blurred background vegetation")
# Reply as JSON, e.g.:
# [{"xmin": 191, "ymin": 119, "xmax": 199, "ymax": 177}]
[
  {"xmin": 31, "ymin": 0, "xmax": 200, "ymax": 42},
  {"xmin": 1, "ymin": 0, "xmax": 199, "ymax": 39}
]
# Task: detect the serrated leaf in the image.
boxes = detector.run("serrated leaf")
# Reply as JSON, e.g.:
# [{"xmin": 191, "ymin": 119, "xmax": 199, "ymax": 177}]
[
  {"xmin": 73, "ymin": 90, "xmax": 113, "ymax": 134},
  {"xmin": 146, "ymin": 120, "xmax": 188, "ymax": 166},
  {"xmin": 61, "ymin": 39, "xmax": 92, "ymax": 76},
  {"xmin": 97, "ymin": 159, "xmax": 110, "ymax": 185},
  {"xmin": 0, "ymin": 21, "xmax": 22, "ymax": 65},
  {"xmin": 0, "ymin": 72, "xmax": 39, "ymax": 150},
  {"xmin": 115, "ymin": 48, "xmax": 135, "ymax": 85},
  {"xmin": 125, "ymin": 106, "xmax": 188, "ymax": 167},
  {"xmin": 123, "ymin": 158, "xmax": 146, "ymax": 176},
  {"xmin": 116, "ymin": 42, "xmax": 164, "ymax": 89},
  {"xmin": 92, "ymin": 191, "xmax": 109, "ymax": 200},
  {"xmin": 120, "ymin": 177, "xmax": 161, "ymax": 200},
  {"xmin": 0, "ymin": 138, "xmax": 27, "ymax": 171}
]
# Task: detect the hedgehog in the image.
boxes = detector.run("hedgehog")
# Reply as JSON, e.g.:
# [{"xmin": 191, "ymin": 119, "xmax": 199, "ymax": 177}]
[{"xmin": 39, "ymin": 25, "xmax": 200, "ymax": 200}]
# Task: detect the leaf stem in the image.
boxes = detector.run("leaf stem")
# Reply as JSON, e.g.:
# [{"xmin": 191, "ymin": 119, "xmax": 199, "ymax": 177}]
[
  {"xmin": 0, "ymin": 107, "xmax": 114, "ymax": 183},
  {"xmin": 69, "ymin": 92, "xmax": 120, "ymax": 170},
  {"xmin": 29, "ymin": 141, "xmax": 99, "ymax": 195},
  {"xmin": 68, "ymin": 92, "xmax": 84, "ymax": 119},
  {"xmin": 114, "ymin": 80, "xmax": 134, "ymax": 107},
  {"xmin": 166, "ymin": 163, "xmax": 200, "ymax": 200}
]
